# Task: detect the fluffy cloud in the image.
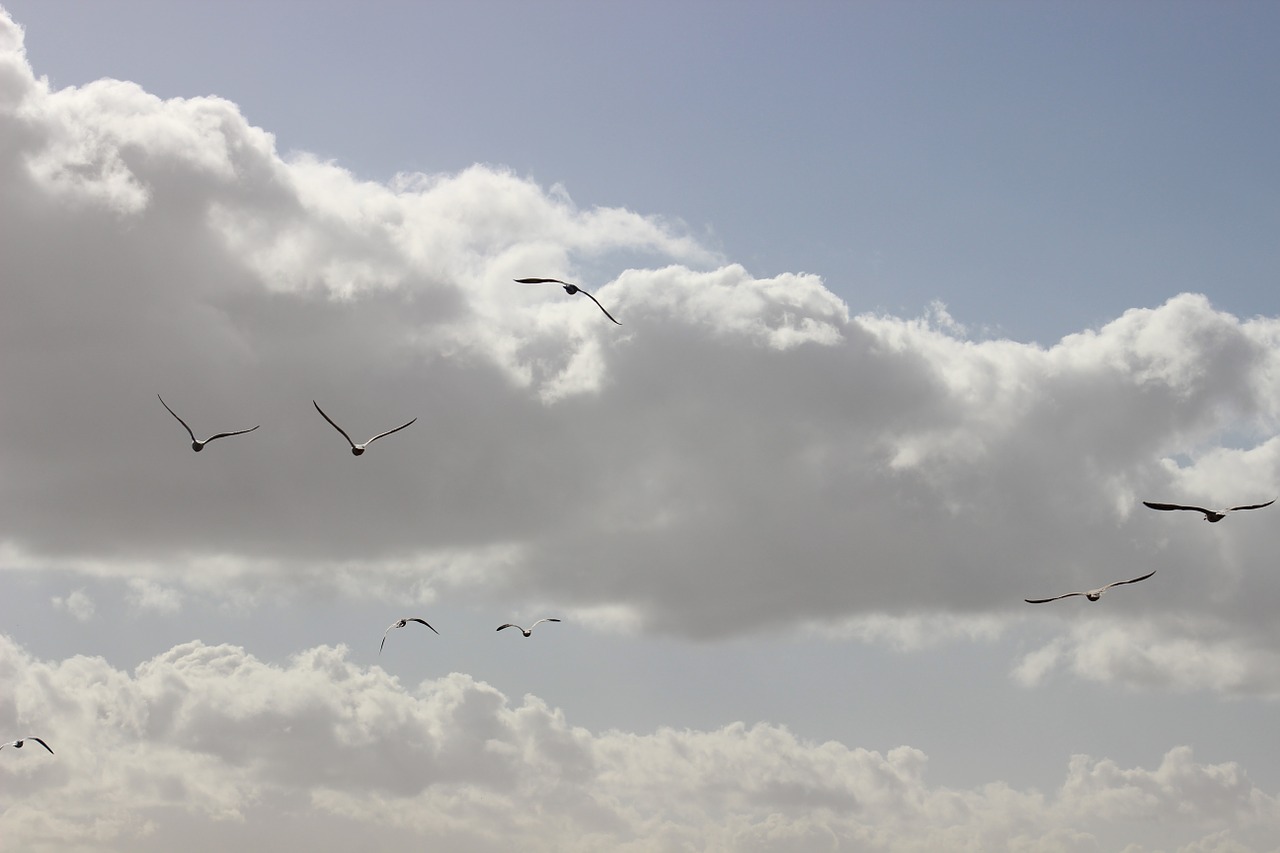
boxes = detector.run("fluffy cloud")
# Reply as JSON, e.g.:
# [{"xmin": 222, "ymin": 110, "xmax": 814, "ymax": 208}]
[
  {"xmin": 1, "ymin": 6, "xmax": 1279, "ymax": 701},
  {"xmin": 2, "ymin": 636, "xmax": 1277, "ymax": 852},
  {"xmin": 51, "ymin": 588, "xmax": 95, "ymax": 622}
]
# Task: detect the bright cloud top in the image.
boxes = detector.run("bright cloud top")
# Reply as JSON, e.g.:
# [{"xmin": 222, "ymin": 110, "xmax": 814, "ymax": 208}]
[
  {"xmin": 1, "ymin": 6, "xmax": 1280, "ymax": 703},
  {"xmin": 2, "ymin": 636, "xmax": 1277, "ymax": 853}
]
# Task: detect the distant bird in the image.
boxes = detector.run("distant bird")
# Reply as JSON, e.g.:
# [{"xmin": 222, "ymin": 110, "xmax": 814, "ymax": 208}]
[
  {"xmin": 1, "ymin": 737, "xmax": 53, "ymax": 755},
  {"xmin": 380, "ymin": 618, "xmax": 438, "ymax": 654},
  {"xmin": 497, "ymin": 618, "xmax": 561, "ymax": 637},
  {"xmin": 158, "ymin": 395, "xmax": 259, "ymax": 452},
  {"xmin": 313, "ymin": 401, "xmax": 416, "ymax": 456},
  {"xmin": 1025, "ymin": 570, "xmax": 1156, "ymax": 604},
  {"xmin": 515, "ymin": 278, "xmax": 621, "ymax": 325},
  {"xmin": 1142, "ymin": 499, "xmax": 1276, "ymax": 523}
]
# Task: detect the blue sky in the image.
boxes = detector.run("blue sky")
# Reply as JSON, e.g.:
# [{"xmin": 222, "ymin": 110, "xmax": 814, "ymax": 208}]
[{"xmin": 3, "ymin": 3, "xmax": 1280, "ymax": 851}]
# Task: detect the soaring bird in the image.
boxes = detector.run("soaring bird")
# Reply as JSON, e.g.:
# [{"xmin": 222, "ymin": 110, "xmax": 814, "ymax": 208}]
[
  {"xmin": 158, "ymin": 395, "xmax": 259, "ymax": 452},
  {"xmin": 497, "ymin": 618, "xmax": 561, "ymax": 637},
  {"xmin": 1025, "ymin": 570, "xmax": 1156, "ymax": 604},
  {"xmin": 380, "ymin": 618, "xmax": 439, "ymax": 654},
  {"xmin": 1, "ymin": 737, "xmax": 54, "ymax": 755},
  {"xmin": 515, "ymin": 278, "xmax": 621, "ymax": 325},
  {"xmin": 313, "ymin": 401, "xmax": 416, "ymax": 456},
  {"xmin": 1142, "ymin": 498, "xmax": 1276, "ymax": 523}
]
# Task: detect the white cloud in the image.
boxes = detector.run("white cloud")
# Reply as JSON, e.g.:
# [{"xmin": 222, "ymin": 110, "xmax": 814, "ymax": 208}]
[
  {"xmin": 126, "ymin": 579, "xmax": 182, "ymax": 615},
  {"xmin": 51, "ymin": 588, "xmax": 94, "ymax": 622},
  {"xmin": 1, "ymin": 637, "xmax": 1277, "ymax": 852},
  {"xmin": 2, "ymin": 5, "xmax": 1280, "ymax": 699}
]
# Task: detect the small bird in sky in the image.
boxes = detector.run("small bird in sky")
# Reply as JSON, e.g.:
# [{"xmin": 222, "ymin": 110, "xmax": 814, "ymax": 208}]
[
  {"xmin": 1142, "ymin": 498, "xmax": 1276, "ymax": 523},
  {"xmin": 1025, "ymin": 570, "xmax": 1156, "ymax": 604},
  {"xmin": 380, "ymin": 618, "xmax": 439, "ymax": 654},
  {"xmin": 515, "ymin": 278, "xmax": 622, "ymax": 325},
  {"xmin": 158, "ymin": 395, "xmax": 259, "ymax": 452},
  {"xmin": 313, "ymin": 401, "xmax": 416, "ymax": 456},
  {"xmin": 1, "ymin": 737, "xmax": 54, "ymax": 755},
  {"xmin": 497, "ymin": 618, "xmax": 561, "ymax": 637}
]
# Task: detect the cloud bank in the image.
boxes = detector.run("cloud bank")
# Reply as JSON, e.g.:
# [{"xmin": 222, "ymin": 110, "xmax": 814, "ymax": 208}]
[
  {"xmin": 1, "ymin": 5, "xmax": 1279, "ymax": 705},
  {"xmin": 3, "ymin": 636, "xmax": 1278, "ymax": 853}
]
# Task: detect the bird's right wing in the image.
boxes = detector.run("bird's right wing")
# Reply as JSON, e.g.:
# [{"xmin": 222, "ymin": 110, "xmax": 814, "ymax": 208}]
[
  {"xmin": 158, "ymin": 395, "xmax": 197, "ymax": 442},
  {"xmin": 1024, "ymin": 592, "xmax": 1082, "ymax": 604},
  {"xmin": 515, "ymin": 278, "xmax": 571, "ymax": 286},
  {"xmin": 1142, "ymin": 501, "xmax": 1212, "ymax": 514},
  {"xmin": 1228, "ymin": 499, "xmax": 1277, "ymax": 512},
  {"xmin": 407, "ymin": 618, "xmax": 439, "ymax": 634},
  {"xmin": 1104, "ymin": 570, "xmax": 1157, "ymax": 590},
  {"xmin": 313, "ymin": 401, "xmax": 356, "ymax": 448},
  {"xmin": 29, "ymin": 737, "xmax": 53, "ymax": 755},
  {"xmin": 496, "ymin": 624, "xmax": 518, "ymax": 632},
  {"xmin": 579, "ymin": 290, "xmax": 622, "ymax": 325},
  {"xmin": 206, "ymin": 425, "xmax": 261, "ymax": 442},
  {"xmin": 366, "ymin": 418, "xmax": 417, "ymax": 445}
]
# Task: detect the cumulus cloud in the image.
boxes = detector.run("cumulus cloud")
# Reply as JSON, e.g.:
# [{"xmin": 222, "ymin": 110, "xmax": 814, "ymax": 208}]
[
  {"xmin": 1, "ymin": 5, "xmax": 1280, "ymax": 700},
  {"xmin": 1, "ymin": 636, "xmax": 1277, "ymax": 852}
]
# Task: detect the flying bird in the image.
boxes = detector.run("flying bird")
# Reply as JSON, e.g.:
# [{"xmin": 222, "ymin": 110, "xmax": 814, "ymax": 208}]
[
  {"xmin": 515, "ymin": 278, "xmax": 622, "ymax": 325},
  {"xmin": 158, "ymin": 395, "xmax": 259, "ymax": 452},
  {"xmin": 313, "ymin": 401, "xmax": 416, "ymax": 456},
  {"xmin": 380, "ymin": 618, "xmax": 439, "ymax": 654},
  {"xmin": 1025, "ymin": 570, "xmax": 1156, "ymax": 604},
  {"xmin": 497, "ymin": 618, "xmax": 561, "ymax": 637},
  {"xmin": 1, "ymin": 737, "xmax": 54, "ymax": 755},
  {"xmin": 1142, "ymin": 499, "xmax": 1276, "ymax": 523}
]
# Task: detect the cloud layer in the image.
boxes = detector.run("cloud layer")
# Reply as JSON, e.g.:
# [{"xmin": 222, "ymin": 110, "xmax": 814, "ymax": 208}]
[
  {"xmin": 2, "ymin": 4, "xmax": 1280, "ymax": 706},
  {"xmin": 3, "ymin": 636, "xmax": 1278, "ymax": 853}
]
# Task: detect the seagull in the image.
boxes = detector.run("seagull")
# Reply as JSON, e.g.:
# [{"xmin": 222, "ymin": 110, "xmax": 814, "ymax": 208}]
[
  {"xmin": 313, "ymin": 401, "xmax": 416, "ymax": 456},
  {"xmin": 158, "ymin": 395, "xmax": 259, "ymax": 452},
  {"xmin": 1142, "ymin": 499, "xmax": 1276, "ymax": 523},
  {"xmin": 1, "ymin": 737, "xmax": 54, "ymax": 755},
  {"xmin": 515, "ymin": 278, "xmax": 622, "ymax": 325},
  {"xmin": 379, "ymin": 618, "xmax": 439, "ymax": 654},
  {"xmin": 1025, "ymin": 570, "xmax": 1156, "ymax": 604},
  {"xmin": 497, "ymin": 618, "xmax": 561, "ymax": 637}
]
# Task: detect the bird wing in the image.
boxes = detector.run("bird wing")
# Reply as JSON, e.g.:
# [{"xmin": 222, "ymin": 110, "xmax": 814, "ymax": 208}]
[
  {"xmin": 1024, "ymin": 592, "xmax": 1085, "ymax": 604},
  {"xmin": 578, "ymin": 289, "xmax": 622, "ymax": 325},
  {"xmin": 1101, "ymin": 570, "xmax": 1157, "ymax": 591},
  {"xmin": 313, "ymin": 401, "xmax": 357, "ymax": 448},
  {"xmin": 1142, "ymin": 501, "xmax": 1214, "ymax": 514},
  {"xmin": 158, "ymin": 395, "xmax": 196, "ymax": 442},
  {"xmin": 205, "ymin": 425, "xmax": 261, "ymax": 442},
  {"xmin": 496, "ymin": 624, "xmax": 520, "ymax": 632},
  {"xmin": 515, "ymin": 278, "xmax": 571, "ymax": 286},
  {"xmin": 406, "ymin": 617, "xmax": 439, "ymax": 635},
  {"xmin": 0, "ymin": 741, "xmax": 15, "ymax": 750},
  {"xmin": 1228, "ymin": 499, "xmax": 1277, "ymax": 512},
  {"xmin": 530, "ymin": 618, "xmax": 561, "ymax": 629},
  {"xmin": 28, "ymin": 737, "xmax": 53, "ymax": 755},
  {"xmin": 365, "ymin": 417, "xmax": 417, "ymax": 445}
]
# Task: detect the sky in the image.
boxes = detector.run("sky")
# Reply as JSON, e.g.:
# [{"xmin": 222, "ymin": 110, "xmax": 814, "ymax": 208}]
[{"xmin": 2, "ymin": 2, "xmax": 1280, "ymax": 851}]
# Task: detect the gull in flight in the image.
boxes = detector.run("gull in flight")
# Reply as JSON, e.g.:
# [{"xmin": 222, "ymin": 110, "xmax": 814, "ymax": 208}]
[
  {"xmin": 1025, "ymin": 570, "xmax": 1156, "ymax": 604},
  {"xmin": 380, "ymin": 618, "xmax": 439, "ymax": 654},
  {"xmin": 313, "ymin": 401, "xmax": 416, "ymax": 456},
  {"xmin": 1142, "ymin": 498, "xmax": 1276, "ymax": 523},
  {"xmin": 1, "ymin": 737, "xmax": 54, "ymax": 755},
  {"xmin": 158, "ymin": 395, "xmax": 259, "ymax": 452},
  {"xmin": 497, "ymin": 618, "xmax": 561, "ymax": 637},
  {"xmin": 515, "ymin": 278, "xmax": 622, "ymax": 325}
]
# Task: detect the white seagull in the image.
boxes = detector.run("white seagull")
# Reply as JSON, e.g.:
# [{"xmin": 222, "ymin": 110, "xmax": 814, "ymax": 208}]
[
  {"xmin": 1025, "ymin": 570, "xmax": 1156, "ymax": 604},
  {"xmin": 313, "ymin": 401, "xmax": 416, "ymax": 456},
  {"xmin": 497, "ymin": 618, "xmax": 561, "ymax": 637},
  {"xmin": 515, "ymin": 278, "xmax": 622, "ymax": 325},
  {"xmin": 380, "ymin": 618, "xmax": 438, "ymax": 654},
  {"xmin": 1, "ymin": 737, "xmax": 54, "ymax": 755},
  {"xmin": 1142, "ymin": 498, "xmax": 1276, "ymax": 523},
  {"xmin": 158, "ymin": 395, "xmax": 259, "ymax": 452}
]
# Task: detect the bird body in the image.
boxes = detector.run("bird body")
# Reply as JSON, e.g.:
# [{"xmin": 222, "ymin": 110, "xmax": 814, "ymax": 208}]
[
  {"xmin": 1142, "ymin": 499, "xmax": 1275, "ymax": 523},
  {"xmin": 158, "ymin": 395, "xmax": 259, "ymax": 452},
  {"xmin": 379, "ymin": 617, "xmax": 438, "ymax": 654},
  {"xmin": 313, "ymin": 401, "xmax": 416, "ymax": 456},
  {"xmin": 1025, "ymin": 570, "xmax": 1156, "ymax": 604},
  {"xmin": 515, "ymin": 278, "xmax": 621, "ymax": 325},
  {"xmin": 497, "ymin": 618, "xmax": 561, "ymax": 637},
  {"xmin": 1, "ymin": 737, "xmax": 54, "ymax": 754}
]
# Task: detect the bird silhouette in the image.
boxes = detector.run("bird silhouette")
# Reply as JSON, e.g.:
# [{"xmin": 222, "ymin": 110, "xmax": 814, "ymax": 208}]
[
  {"xmin": 313, "ymin": 401, "xmax": 416, "ymax": 456},
  {"xmin": 1142, "ymin": 499, "xmax": 1275, "ymax": 523},
  {"xmin": 1025, "ymin": 571, "xmax": 1156, "ymax": 604},
  {"xmin": 497, "ymin": 618, "xmax": 561, "ymax": 637},
  {"xmin": 158, "ymin": 395, "xmax": 259, "ymax": 452},
  {"xmin": 380, "ymin": 618, "xmax": 438, "ymax": 654},
  {"xmin": 515, "ymin": 278, "xmax": 621, "ymax": 325}
]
